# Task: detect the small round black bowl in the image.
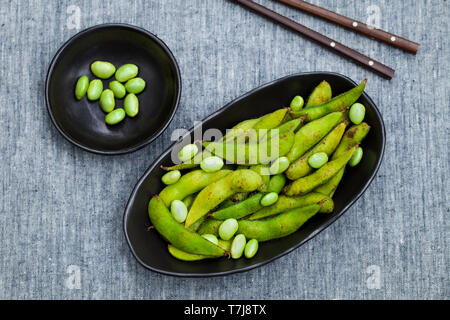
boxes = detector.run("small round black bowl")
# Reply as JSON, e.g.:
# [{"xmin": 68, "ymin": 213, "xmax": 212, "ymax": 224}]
[
  {"xmin": 45, "ymin": 24, "xmax": 181, "ymax": 155},
  {"xmin": 123, "ymin": 72, "xmax": 386, "ymax": 277}
]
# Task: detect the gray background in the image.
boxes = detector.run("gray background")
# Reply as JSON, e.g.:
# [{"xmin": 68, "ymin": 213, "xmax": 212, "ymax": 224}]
[{"xmin": 0, "ymin": 0, "xmax": 448, "ymax": 299}]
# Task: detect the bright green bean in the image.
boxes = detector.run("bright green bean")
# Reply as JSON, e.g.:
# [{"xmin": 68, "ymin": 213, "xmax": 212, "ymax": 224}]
[
  {"xmin": 349, "ymin": 103, "xmax": 366, "ymax": 124},
  {"xmin": 90, "ymin": 61, "xmax": 116, "ymax": 79},
  {"xmin": 75, "ymin": 75, "xmax": 89, "ymax": 100},
  {"xmin": 109, "ymin": 81, "xmax": 126, "ymax": 99},
  {"xmin": 161, "ymin": 170, "xmax": 181, "ymax": 185},
  {"xmin": 308, "ymin": 152, "xmax": 329, "ymax": 169},
  {"xmin": 170, "ymin": 200, "xmax": 187, "ymax": 223},
  {"xmin": 115, "ymin": 64, "xmax": 138, "ymax": 82},
  {"xmin": 348, "ymin": 147, "xmax": 363, "ymax": 167},
  {"xmin": 231, "ymin": 234, "xmax": 246, "ymax": 259},
  {"xmin": 269, "ymin": 156, "xmax": 290, "ymax": 174},
  {"xmin": 178, "ymin": 144, "xmax": 199, "ymax": 162},
  {"xmin": 124, "ymin": 77, "xmax": 146, "ymax": 94},
  {"xmin": 105, "ymin": 108, "xmax": 125, "ymax": 125},
  {"xmin": 200, "ymin": 156, "xmax": 224, "ymax": 172},
  {"xmin": 87, "ymin": 79, "xmax": 103, "ymax": 101},
  {"xmin": 260, "ymin": 192, "xmax": 278, "ymax": 207},
  {"xmin": 218, "ymin": 218, "xmax": 239, "ymax": 240},
  {"xmin": 202, "ymin": 234, "xmax": 219, "ymax": 245},
  {"xmin": 124, "ymin": 93, "xmax": 139, "ymax": 117},
  {"xmin": 99, "ymin": 89, "xmax": 115, "ymax": 113},
  {"xmin": 244, "ymin": 239, "xmax": 259, "ymax": 258},
  {"xmin": 290, "ymin": 96, "xmax": 304, "ymax": 112}
]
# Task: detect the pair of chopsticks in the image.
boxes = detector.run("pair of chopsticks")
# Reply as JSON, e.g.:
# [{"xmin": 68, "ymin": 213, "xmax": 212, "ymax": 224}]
[{"xmin": 230, "ymin": 0, "xmax": 420, "ymax": 80}]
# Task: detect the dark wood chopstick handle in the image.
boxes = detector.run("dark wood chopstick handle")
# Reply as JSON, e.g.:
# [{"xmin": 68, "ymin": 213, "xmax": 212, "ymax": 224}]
[
  {"xmin": 231, "ymin": 0, "xmax": 395, "ymax": 79},
  {"xmin": 277, "ymin": 0, "xmax": 420, "ymax": 54}
]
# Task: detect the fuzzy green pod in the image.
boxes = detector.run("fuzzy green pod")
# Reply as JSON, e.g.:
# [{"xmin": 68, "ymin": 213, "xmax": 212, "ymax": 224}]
[
  {"xmin": 267, "ymin": 174, "xmax": 286, "ymax": 194},
  {"xmin": 87, "ymin": 79, "xmax": 103, "ymax": 101},
  {"xmin": 305, "ymin": 80, "xmax": 332, "ymax": 108},
  {"xmin": 237, "ymin": 204, "xmax": 321, "ymax": 242},
  {"xmin": 292, "ymin": 79, "xmax": 366, "ymax": 121},
  {"xmin": 90, "ymin": 61, "xmax": 116, "ymax": 79},
  {"xmin": 75, "ymin": 75, "xmax": 89, "ymax": 100},
  {"xmin": 124, "ymin": 93, "xmax": 139, "ymax": 117},
  {"xmin": 185, "ymin": 170, "xmax": 263, "ymax": 227},
  {"xmin": 167, "ymin": 239, "xmax": 231, "ymax": 261},
  {"xmin": 115, "ymin": 64, "xmax": 138, "ymax": 82},
  {"xmin": 99, "ymin": 89, "xmax": 115, "ymax": 113},
  {"xmin": 109, "ymin": 81, "xmax": 126, "ymax": 99},
  {"xmin": 248, "ymin": 193, "xmax": 334, "ymax": 220},
  {"xmin": 105, "ymin": 108, "xmax": 125, "ymax": 125},
  {"xmin": 211, "ymin": 193, "xmax": 264, "ymax": 220},
  {"xmin": 148, "ymin": 196, "xmax": 225, "ymax": 257},
  {"xmin": 159, "ymin": 169, "xmax": 232, "ymax": 207},
  {"xmin": 284, "ymin": 145, "xmax": 358, "ymax": 196},
  {"xmin": 124, "ymin": 77, "xmax": 146, "ymax": 94}
]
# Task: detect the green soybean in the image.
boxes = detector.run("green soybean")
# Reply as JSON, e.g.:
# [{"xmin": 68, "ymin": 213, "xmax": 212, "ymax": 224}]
[
  {"xmin": 161, "ymin": 170, "xmax": 181, "ymax": 185},
  {"xmin": 308, "ymin": 152, "xmax": 329, "ymax": 169},
  {"xmin": 202, "ymin": 234, "xmax": 219, "ymax": 245},
  {"xmin": 211, "ymin": 193, "xmax": 264, "ymax": 220},
  {"xmin": 305, "ymin": 80, "xmax": 332, "ymax": 108},
  {"xmin": 87, "ymin": 79, "xmax": 103, "ymax": 101},
  {"xmin": 268, "ymin": 174, "xmax": 286, "ymax": 194},
  {"xmin": 99, "ymin": 89, "xmax": 115, "ymax": 113},
  {"xmin": 178, "ymin": 144, "xmax": 199, "ymax": 162},
  {"xmin": 159, "ymin": 169, "xmax": 232, "ymax": 207},
  {"xmin": 200, "ymin": 156, "xmax": 224, "ymax": 173},
  {"xmin": 269, "ymin": 156, "xmax": 290, "ymax": 174},
  {"xmin": 218, "ymin": 218, "xmax": 239, "ymax": 240},
  {"xmin": 105, "ymin": 108, "xmax": 125, "ymax": 125},
  {"xmin": 124, "ymin": 93, "xmax": 139, "ymax": 117},
  {"xmin": 170, "ymin": 200, "xmax": 188, "ymax": 223},
  {"xmin": 125, "ymin": 77, "xmax": 146, "ymax": 94},
  {"xmin": 109, "ymin": 81, "xmax": 126, "ymax": 99},
  {"xmin": 238, "ymin": 204, "xmax": 321, "ymax": 242},
  {"xmin": 349, "ymin": 103, "xmax": 366, "ymax": 124},
  {"xmin": 75, "ymin": 75, "xmax": 89, "ymax": 100},
  {"xmin": 115, "ymin": 64, "xmax": 138, "ymax": 82},
  {"xmin": 348, "ymin": 147, "xmax": 363, "ymax": 167},
  {"xmin": 244, "ymin": 239, "xmax": 259, "ymax": 258},
  {"xmin": 148, "ymin": 196, "xmax": 225, "ymax": 257},
  {"xmin": 290, "ymin": 96, "xmax": 304, "ymax": 112},
  {"xmin": 90, "ymin": 61, "xmax": 116, "ymax": 79},
  {"xmin": 260, "ymin": 192, "xmax": 278, "ymax": 206},
  {"xmin": 249, "ymin": 193, "xmax": 334, "ymax": 220},
  {"xmin": 231, "ymin": 234, "xmax": 246, "ymax": 259}
]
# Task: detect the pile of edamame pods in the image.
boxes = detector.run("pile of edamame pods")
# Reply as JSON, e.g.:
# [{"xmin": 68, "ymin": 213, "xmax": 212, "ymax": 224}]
[
  {"xmin": 74, "ymin": 61, "xmax": 146, "ymax": 125},
  {"xmin": 148, "ymin": 78, "xmax": 370, "ymax": 261}
]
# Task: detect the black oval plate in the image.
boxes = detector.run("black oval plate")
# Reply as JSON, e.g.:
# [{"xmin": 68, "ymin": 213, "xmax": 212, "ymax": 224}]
[
  {"xmin": 123, "ymin": 72, "xmax": 385, "ymax": 277},
  {"xmin": 45, "ymin": 24, "xmax": 181, "ymax": 155}
]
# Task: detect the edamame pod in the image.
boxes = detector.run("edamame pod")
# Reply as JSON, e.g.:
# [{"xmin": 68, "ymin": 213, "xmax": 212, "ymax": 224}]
[
  {"xmin": 252, "ymin": 108, "xmax": 289, "ymax": 131},
  {"xmin": 87, "ymin": 79, "xmax": 103, "ymax": 101},
  {"xmin": 314, "ymin": 123, "xmax": 370, "ymax": 197},
  {"xmin": 248, "ymin": 193, "xmax": 334, "ymax": 220},
  {"xmin": 203, "ymin": 128, "xmax": 295, "ymax": 165},
  {"xmin": 105, "ymin": 108, "xmax": 125, "ymax": 125},
  {"xmin": 211, "ymin": 193, "xmax": 264, "ymax": 220},
  {"xmin": 109, "ymin": 81, "xmax": 126, "ymax": 99},
  {"xmin": 291, "ymin": 79, "xmax": 367, "ymax": 121},
  {"xmin": 267, "ymin": 174, "xmax": 286, "ymax": 194},
  {"xmin": 197, "ymin": 218, "xmax": 222, "ymax": 236},
  {"xmin": 284, "ymin": 145, "xmax": 358, "ymax": 196},
  {"xmin": 75, "ymin": 75, "xmax": 89, "ymax": 100},
  {"xmin": 237, "ymin": 204, "xmax": 321, "ymax": 242},
  {"xmin": 305, "ymin": 80, "xmax": 332, "ymax": 108},
  {"xmin": 182, "ymin": 194, "xmax": 196, "ymax": 210},
  {"xmin": 167, "ymin": 239, "xmax": 231, "ymax": 261},
  {"xmin": 148, "ymin": 196, "xmax": 225, "ymax": 256},
  {"xmin": 185, "ymin": 169, "xmax": 263, "ymax": 227},
  {"xmin": 90, "ymin": 61, "xmax": 116, "ymax": 79},
  {"xmin": 99, "ymin": 89, "xmax": 115, "ymax": 113},
  {"xmin": 249, "ymin": 164, "xmax": 270, "ymax": 192},
  {"xmin": 115, "ymin": 63, "xmax": 138, "ymax": 82},
  {"xmin": 286, "ymin": 111, "xmax": 347, "ymax": 163},
  {"xmin": 124, "ymin": 77, "xmax": 146, "ymax": 94},
  {"xmin": 159, "ymin": 169, "xmax": 232, "ymax": 206},
  {"xmin": 124, "ymin": 93, "xmax": 139, "ymax": 117},
  {"xmin": 285, "ymin": 121, "xmax": 347, "ymax": 180}
]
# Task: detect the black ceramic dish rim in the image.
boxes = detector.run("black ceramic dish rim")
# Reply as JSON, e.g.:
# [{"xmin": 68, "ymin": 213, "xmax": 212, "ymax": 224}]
[
  {"xmin": 44, "ymin": 23, "xmax": 182, "ymax": 155},
  {"xmin": 123, "ymin": 71, "xmax": 386, "ymax": 277}
]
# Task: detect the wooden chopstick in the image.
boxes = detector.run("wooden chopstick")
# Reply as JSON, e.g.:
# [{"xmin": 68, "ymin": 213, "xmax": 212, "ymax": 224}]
[
  {"xmin": 276, "ymin": 0, "xmax": 420, "ymax": 54},
  {"xmin": 230, "ymin": 0, "xmax": 395, "ymax": 79}
]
